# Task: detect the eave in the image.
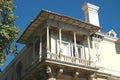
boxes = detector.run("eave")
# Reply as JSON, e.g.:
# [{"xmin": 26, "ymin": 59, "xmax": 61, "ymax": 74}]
[{"xmin": 17, "ymin": 10, "xmax": 101, "ymax": 44}]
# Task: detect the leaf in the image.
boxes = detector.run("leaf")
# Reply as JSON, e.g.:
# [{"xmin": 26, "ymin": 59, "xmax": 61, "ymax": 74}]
[{"xmin": 0, "ymin": 0, "xmax": 20, "ymax": 64}]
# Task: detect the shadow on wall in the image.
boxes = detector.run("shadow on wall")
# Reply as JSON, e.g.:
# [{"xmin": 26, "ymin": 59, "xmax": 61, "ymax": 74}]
[{"xmin": 115, "ymin": 44, "xmax": 120, "ymax": 54}]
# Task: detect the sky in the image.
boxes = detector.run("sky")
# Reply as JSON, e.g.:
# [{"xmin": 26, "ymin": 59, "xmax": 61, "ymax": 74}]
[{"xmin": 0, "ymin": 0, "xmax": 120, "ymax": 70}]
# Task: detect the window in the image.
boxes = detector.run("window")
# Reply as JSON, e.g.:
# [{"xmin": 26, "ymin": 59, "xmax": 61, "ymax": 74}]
[
  {"xmin": 71, "ymin": 44, "xmax": 83, "ymax": 58},
  {"xmin": 72, "ymin": 46, "xmax": 75, "ymax": 57},
  {"xmin": 78, "ymin": 46, "xmax": 82, "ymax": 58},
  {"xmin": 57, "ymin": 41, "xmax": 69, "ymax": 56},
  {"xmin": 61, "ymin": 42, "xmax": 69, "ymax": 56},
  {"xmin": 110, "ymin": 33, "xmax": 114, "ymax": 37},
  {"xmin": 72, "ymin": 40, "xmax": 83, "ymax": 45},
  {"xmin": 108, "ymin": 29, "xmax": 117, "ymax": 38},
  {"xmin": 71, "ymin": 40, "xmax": 83, "ymax": 58}
]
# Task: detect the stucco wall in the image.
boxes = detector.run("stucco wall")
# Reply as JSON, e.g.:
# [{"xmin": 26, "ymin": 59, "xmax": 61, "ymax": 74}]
[{"xmin": 99, "ymin": 39, "xmax": 120, "ymax": 76}]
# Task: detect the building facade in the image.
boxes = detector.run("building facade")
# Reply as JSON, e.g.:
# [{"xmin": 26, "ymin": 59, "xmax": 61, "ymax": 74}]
[{"xmin": 0, "ymin": 2, "xmax": 120, "ymax": 80}]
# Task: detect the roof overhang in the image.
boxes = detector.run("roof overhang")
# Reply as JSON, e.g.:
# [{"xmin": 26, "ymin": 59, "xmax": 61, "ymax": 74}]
[{"xmin": 17, "ymin": 10, "xmax": 101, "ymax": 44}]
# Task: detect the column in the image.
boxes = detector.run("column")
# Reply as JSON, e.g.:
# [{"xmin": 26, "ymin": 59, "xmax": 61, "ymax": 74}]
[
  {"xmin": 74, "ymin": 32, "xmax": 78, "ymax": 57},
  {"xmin": 39, "ymin": 28, "xmax": 42, "ymax": 61},
  {"xmin": 59, "ymin": 28, "xmax": 62, "ymax": 54},
  {"xmin": 47, "ymin": 26, "xmax": 50, "ymax": 53},
  {"xmin": 87, "ymin": 36, "xmax": 91, "ymax": 61},
  {"xmin": 92, "ymin": 39, "xmax": 96, "ymax": 65}
]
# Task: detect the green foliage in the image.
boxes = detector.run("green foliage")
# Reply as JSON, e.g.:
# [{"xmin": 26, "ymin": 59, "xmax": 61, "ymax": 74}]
[{"xmin": 0, "ymin": 0, "xmax": 20, "ymax": 65}]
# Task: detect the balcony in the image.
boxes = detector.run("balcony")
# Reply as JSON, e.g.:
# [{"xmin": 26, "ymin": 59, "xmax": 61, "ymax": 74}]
[{"xmin": 47, "ymin": 52, "xmax": 91, "ymax": 67}]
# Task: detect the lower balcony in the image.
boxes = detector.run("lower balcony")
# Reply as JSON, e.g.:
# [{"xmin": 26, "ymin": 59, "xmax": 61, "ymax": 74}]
[{"xmin": 47, "ymin": 52, "xmax": 91, "ymax": 67}]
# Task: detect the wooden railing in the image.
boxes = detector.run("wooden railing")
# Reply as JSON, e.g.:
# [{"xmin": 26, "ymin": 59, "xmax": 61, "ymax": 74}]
[{"xmin": 47, "ymin": 53, "xmax": 91, "ymax": 66}]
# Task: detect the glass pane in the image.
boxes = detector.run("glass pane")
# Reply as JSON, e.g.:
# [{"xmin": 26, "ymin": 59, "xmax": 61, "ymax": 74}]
[
  {"xmin": 73, "ymin": 46, "xmax": 75, "ymax": 57},
  {"xmin": 61, "ymin": 43, "xmax": 68, "ymax": 56},
  {"xmin": 78, "ymin": 47, "xmax": 81, "ymax": 58}
]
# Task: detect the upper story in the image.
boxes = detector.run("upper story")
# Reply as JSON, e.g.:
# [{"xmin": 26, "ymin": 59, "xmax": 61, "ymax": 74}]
[{"xmin": 0, "ymin": 2, "xmax": 120, "ymax": 80}]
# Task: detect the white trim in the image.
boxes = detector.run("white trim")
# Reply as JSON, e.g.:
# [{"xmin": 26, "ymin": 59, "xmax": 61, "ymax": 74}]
[{"xmin": 47, "ymin": 26, "xmax": 50, "ymax": 52}]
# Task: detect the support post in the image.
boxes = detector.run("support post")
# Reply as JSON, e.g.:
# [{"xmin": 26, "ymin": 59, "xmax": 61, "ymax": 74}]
[
  {"xmin": 46, "ymin": 66, "xmax": 56, "ymax": 80},
  {"xmin": 57, "ymin": 69, "xmax": 63, "ymax": 78},
  {"xmin": 46, "ymin": 66, "xmax": 53, "ymax": 78},
  {"xmin": 88, "ymin": 73, "xmax": 97, "ymax": 80},
  {"xmin": 73, "ymin": 72, "xmax": 79, "ymax": 80}
]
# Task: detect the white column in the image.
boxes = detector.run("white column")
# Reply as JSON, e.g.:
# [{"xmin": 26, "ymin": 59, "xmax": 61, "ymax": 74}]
[
  {"xmin": 87, "ymin": 36, "xmax": 91, "ymax": 61},
  {"xmin": 59, "ymin": 28, "xmax": 62, "ymax": 54},
  {"xmin": 57, "ymin": 69, "xmax": 63, "ymax": 78},
  {"xmin": 92, "ymin": 39, "xmax": 96, "ymax": 64},
  {"xmin": 74, "ymin": 32, "xmax": 78, "ymax": 57},
  {"xmin": 73, "ymin": 72, "xmax": 79, "ymax": 80},
  {"xmin": 39, "ymin": 28, "xmax": 42, "ymax": 61},
  {"xmin": 47, "ymin": 26, "xmax": 50, "ymax": 53}
]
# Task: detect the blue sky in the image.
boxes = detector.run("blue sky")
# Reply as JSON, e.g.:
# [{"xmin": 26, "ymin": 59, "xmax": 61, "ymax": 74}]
[{"xmin": 0, "ymin": 0, "xmax": 120, "ymax": 70}]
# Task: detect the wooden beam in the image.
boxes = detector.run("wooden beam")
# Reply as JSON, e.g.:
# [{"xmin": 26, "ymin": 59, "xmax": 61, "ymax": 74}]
[
  {"xmin": 57, "ymin": 69, "xmax": 63, "ymax": 78},
  {"xmin": 73, "ymin": 72, "xmax": 79, "ymax": 80},
  {"xmin": 88, "ymin": 73, "xmax": 96, "ymax": 80},
  {"xmin": 46, "ymin": 66, "xmax": 53, "ymax": 78}
]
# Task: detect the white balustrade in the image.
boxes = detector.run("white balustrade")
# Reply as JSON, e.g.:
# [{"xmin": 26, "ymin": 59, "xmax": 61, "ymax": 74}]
[{"xmin": 47, "ymin": 52, "xmax": 90, "ymax": 66}]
